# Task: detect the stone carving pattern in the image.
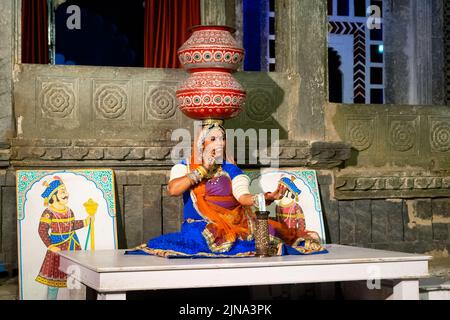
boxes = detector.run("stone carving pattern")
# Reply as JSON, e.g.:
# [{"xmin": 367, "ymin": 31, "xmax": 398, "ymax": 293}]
[
  {"xmin": 10, "ymin": 143, "xmax": 350, "ymax": 168},
  {"xmin": 39, "ymin": 82, "xmax": 76, "ymax": 118},
  {"xmin": 431, "ymin": 120, "xmax": 450, "ymax": 152},
  {"xmin": 245, "ymin": 89, "xmax": 273, "ymax": 122},
  {"xmin": 346, "ymin": 119, "xmax": 374, "ymax": 151},
  {"xmin": 336, "ymin": 176, "xmax": 450, "ymax": 191},
  {"xmin": 95, "ymin": 85, "xmax": 129, "ymax": 119},
  {"xmin": 389, "ymin": 120, "xmax": 416, "ymax": 152},
  {"xmin": 146, "ymin": 86, "xmax": 177, "ymax": 120}
]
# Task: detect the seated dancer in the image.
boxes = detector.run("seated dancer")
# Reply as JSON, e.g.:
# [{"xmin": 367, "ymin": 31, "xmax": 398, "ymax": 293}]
[{"xmin": 127, "ymin": 121, "xmax": 327, "ymax": 258}]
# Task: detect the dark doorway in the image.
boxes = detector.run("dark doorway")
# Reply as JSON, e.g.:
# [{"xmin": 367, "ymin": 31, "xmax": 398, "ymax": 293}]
[
  {"xmin": 54, "ymin": 0, "xmax": 144, "ymax": 67},
  {"xmin": 328, "ymin": 47, "xmax": 343, "ymax": 103}
]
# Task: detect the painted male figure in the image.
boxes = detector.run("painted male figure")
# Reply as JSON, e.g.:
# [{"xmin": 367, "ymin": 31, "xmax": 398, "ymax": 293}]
[
  {"xmin": 276, "ymin": 176, "xmax": 305, "ymax": 231},
  {"xmin": 35, "ymin": 176, "xmax": 93, "ymax": 300}
]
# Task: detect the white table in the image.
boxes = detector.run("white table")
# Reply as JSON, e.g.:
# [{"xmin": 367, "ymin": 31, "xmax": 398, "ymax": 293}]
[{"xmin": 58, "ymin": 244, "xmax": 431, "ymax": 300}]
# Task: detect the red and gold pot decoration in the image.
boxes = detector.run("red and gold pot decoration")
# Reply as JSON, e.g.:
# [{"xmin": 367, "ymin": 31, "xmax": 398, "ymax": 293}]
[
  {"xmin": 178, "ymin": 25, "xmax": 245, "ymax": 71},
  {"xmin": 177, "ymin": 69, "xmax": 245, "ymax": 120},
  {"xmin": 176, "ymin": 25, "xmax": 246, "ymax": 121}
]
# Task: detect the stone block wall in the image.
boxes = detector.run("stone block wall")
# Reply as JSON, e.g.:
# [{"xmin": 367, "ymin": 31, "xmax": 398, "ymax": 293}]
[
  {"xmin": 114, "ymin": 170, "xmax": 182, "ymax": 249},
  {"xmin": 329, "ymin": 104, "xmax": 450, "ymax": 169},
  {"xmin": 0, "ymin": 0, "xmax": 449, "ymax": 274},
  {"xmin": 320, "ymin": 173, "xmax": 450, "ymax": 256},
  {"xmin": 2, "ymin": 168, "xmax": 449, "ymax": 271},
  {"xmin": 0, "ymin": 170, "xmax": 18, "ymax": 272},
  {"xmin": 13, "ymin": 65, "xmax": 299, "ymax": 142},
  {"xmin": 0, "ymin": 169, "xmax": 182, "ymax": 270}
]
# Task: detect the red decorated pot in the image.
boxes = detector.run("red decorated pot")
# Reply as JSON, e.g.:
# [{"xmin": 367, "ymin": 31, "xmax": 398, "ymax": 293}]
[
  {"xmin": 176, "ymin": 69, "xmax": 246, "ymax": 120},
  {"xmin": 178, "ymin": 25, "xmax": 245, "ymax": 71}
]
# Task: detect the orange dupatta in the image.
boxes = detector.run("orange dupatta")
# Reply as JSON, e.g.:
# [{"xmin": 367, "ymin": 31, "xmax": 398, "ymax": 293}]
[{"xmin": 189, "ymin": 153, "xmax": 251, "ymax": 253}]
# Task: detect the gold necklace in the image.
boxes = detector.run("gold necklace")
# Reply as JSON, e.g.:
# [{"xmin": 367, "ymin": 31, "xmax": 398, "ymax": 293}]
[{"xmin": 204, "ymin": 164, "xmax": 221, "ymax": 179}]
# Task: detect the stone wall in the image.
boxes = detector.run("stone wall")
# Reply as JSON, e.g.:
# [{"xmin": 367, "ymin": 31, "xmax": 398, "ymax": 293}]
[
  {"xmin": 276, "ymin": 0, "xmax": 328, "ymax": 140},
  {"xmin": 323, "ymin": 192, "xmax": 450, "ymax": 255},
  {"xmin": 324, "ymin": 101, "xmax": 450, "ymax": 258},
  {"xmin": 1, "ymin": 0, "xmax": 450, "ymax": 272},
  {"xmin": 320, "ymin": 173, "xmax": 450, "ymax": 256},
  {"xmin": 326, "ymin": 103, "xmax": 450, "ymax": 202},
  {"xmin": 2, "ymin": 168, "xmax": 449, "ymax": 270},
  {"xmin": 13, "ymin": 64, "xmax": 300, "ymax": 141},
  {"xmin": 0, "ymin": 170, "xmax": 16, "ymax": 271},
  {"xmin": 0, "ymin": 169, "xmax": 179, "ymax": 270},
  {"xmin": 328, "ymin": 104, "xmax": 450, "ymax": 169}
]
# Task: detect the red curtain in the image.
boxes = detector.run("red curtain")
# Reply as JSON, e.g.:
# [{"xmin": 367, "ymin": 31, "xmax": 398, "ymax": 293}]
[
  {"xmin": 22, "ymin": 0, "xmax": 49, "ymax": 64},
  {"xmin": 144, "ymin": 0, "xmax": 201, "ymax": 68}
]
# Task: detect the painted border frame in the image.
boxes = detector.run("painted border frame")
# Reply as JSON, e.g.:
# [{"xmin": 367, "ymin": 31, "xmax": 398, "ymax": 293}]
[
  {"xmin": 16, "ymin": 168, "xmax": 118, "ymax": 300},
  {"xmin": 245, "ymin": 169, "xmax": 327, "ymax": 242}
]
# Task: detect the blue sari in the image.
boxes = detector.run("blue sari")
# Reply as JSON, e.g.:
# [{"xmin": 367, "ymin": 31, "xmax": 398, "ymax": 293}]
[{"xmin": 126, "ymin": 161, "xmax": 327, "ymax": 258}]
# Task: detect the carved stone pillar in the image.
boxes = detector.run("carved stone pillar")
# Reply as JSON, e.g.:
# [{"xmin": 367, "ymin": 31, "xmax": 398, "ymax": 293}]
[
  {"xmin": 385, "ymin": 0, "xmax": 445, "ymax": 105},
  {"xmin": 430, "ymin": 0, "xmax": 446, "ymax": 106},
  {"xmin": 201, "ymin": 0, "xmax": 236, "ymax": 27},
  {"xmin": 0, "ymin": 0, "xmax": 16, "ymax": 149},
  {"xmin": 276, "ymin": 0, "xmax": 327, "ymax": 140},
  {"xmin": 444, "ymin": 0, "xmax": 450, "ymax": 104}
]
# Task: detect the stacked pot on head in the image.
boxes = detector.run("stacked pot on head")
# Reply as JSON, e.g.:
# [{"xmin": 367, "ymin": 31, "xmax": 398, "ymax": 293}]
[{"xmin": 176, "ymin": 25, "xmax": 246, "ymax": 122}]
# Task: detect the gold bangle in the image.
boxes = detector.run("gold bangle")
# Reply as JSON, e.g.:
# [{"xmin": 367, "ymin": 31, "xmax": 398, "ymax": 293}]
[
  {"xmin": 196, "ymin": 166, "xmax": 207, "ymax": 177},
  {"xmin": 195, "ymin": 169, "xmax": 204, "ymax": 179}
]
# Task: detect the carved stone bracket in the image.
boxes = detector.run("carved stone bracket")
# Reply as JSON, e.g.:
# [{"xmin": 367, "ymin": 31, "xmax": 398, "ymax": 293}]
[
  {"xmin": 0, "ymin": 149, "xmax": 11, "ymax": 168},
  {"xmin": 335, "ymin": 171, "xmax": 450, "ymax": 199},
  {"xmin": 10, "ymin": 139, "xmax": 351, "ymax": 169}
]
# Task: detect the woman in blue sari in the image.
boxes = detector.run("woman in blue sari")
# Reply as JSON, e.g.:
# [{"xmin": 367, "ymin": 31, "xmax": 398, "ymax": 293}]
[{"xmin": 128, "ymin": 121, "xmax": 327, "ymax": 258}]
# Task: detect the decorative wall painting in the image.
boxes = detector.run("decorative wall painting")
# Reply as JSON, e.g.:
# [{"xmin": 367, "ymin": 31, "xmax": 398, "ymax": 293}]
[{"xmin": 16, "ymin": 169, "xmax": 117, "ymax": 300}]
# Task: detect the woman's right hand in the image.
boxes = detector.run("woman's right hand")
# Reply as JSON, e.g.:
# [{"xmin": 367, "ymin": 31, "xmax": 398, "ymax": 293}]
[
  {"xmin": 265, "ymin": 183, "xmax": 287, "ymax": 203},
  {"xmin": 203, "ymin": 149, "xmax": 216, "ymax": 170}
]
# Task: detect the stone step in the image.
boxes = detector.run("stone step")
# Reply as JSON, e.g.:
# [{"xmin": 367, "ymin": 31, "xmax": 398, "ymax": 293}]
[
  {"xmin": 0, "ymin": 277, "xmax": 18, "ymax": 300},
  {"xmin": 1, "ymin": 278, "xmax": 449, "ymax": 300},
  {"xmin": 420, "ymin": 277, "xmax": 450, "ymax": 300},
  {"xmin": 0, "ymin": 253, "xmax": 7, "ymax": 276}
]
